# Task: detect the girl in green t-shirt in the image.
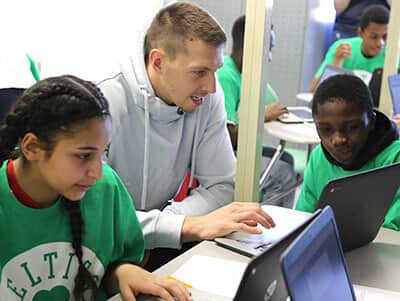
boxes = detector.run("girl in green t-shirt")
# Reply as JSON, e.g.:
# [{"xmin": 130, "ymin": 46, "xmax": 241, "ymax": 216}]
[{"xmin": 0, "ymin": 76, "xmax": 192, "ymax": 301}]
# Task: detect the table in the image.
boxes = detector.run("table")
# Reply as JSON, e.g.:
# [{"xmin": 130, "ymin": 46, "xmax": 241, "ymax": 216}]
[
  {"xmin": 260, "ymin": 120, "xmax": 319, "ymax": 185},
  {"xmin": 108, "ymin": 228, "xmax": 400, "ymax": 300}
]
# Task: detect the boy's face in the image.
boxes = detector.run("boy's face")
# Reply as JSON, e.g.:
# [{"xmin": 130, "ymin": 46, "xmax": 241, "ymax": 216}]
[
  {"xmin": 153, "ymin": 39, "xmax": 224, "ymax": 113},
  {"xmin": 359, "ymin": 22, "xmax": 388, "ymax": 57},
  {"xmin": 314, "ymin": 100, "xmax": 373, "ymax": 165}
]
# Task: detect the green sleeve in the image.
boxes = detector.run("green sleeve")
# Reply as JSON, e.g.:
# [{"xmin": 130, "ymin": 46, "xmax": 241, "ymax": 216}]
[
  {"xmin": 383, "ymin": 189, "xmax": 400, "ymax": 231},
  {"xmin": 265, "ymin": 83, "xmax": 279, "ymax": 105},
  {"xmin": 295, "ymin": 153, "xmax": 319, "ymax": 213},
  {"xmin": 217, "ymin": 73, "xmax": 240, "ymax": 125},
  {"xmin": 109, "ymin": 167, "xmax": 145, "ymax": 264},
  {"xmin": 382, "ymin": 150, "xmax": 400, "ymax": 231},
  {"xmin": 26, "ymin": 54, "xmax": 40, "ymax": 82},
  {"xmin": 314, "ymin": 40, "xmax": 341, "ymax": 78}
]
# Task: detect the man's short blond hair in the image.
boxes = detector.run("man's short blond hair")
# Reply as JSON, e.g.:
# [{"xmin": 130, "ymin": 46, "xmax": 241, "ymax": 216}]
[{"xmin": 144, "ymin": 2, "xmax": 226, "ymax": 65}]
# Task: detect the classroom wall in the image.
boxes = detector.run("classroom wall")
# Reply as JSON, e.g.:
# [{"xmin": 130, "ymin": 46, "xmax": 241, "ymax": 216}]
[
  {"xmin": 188, "ymin": 0, "xmax": 335, "ymax": 105},
  {"xmin": 1, "ymin": 0, "xmax": 334, "ymax": 94},
  {"xmin": 0, "ymin": 0, "xmax": 172, "ymax": 83}
]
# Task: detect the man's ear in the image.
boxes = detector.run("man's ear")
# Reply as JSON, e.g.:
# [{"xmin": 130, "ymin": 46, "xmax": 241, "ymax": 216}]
[
  {"xmin": 20, "ymin": 133, "xmax": 45, "ymax": 161},
  {"xmin": 148, "ymin": 48, "xmax": 167, "ymax": 72}
]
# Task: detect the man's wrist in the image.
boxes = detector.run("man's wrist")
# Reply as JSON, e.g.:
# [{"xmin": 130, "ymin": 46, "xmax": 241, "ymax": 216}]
[{"xmin": 181, "ymin": 216, "xmax": 204, "ymax": 243}]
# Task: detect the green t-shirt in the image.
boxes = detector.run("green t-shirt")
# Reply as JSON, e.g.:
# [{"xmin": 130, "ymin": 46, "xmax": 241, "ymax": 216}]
[
  {"xmin": 315, "ymin": 37, "xmax": 386, "ymax": 78},
  {"xmin": 217, "ymin": 55, "xmax": 279, "ymax": 125},
  {"xmin": 296, "ymin": 141, "xmax": 400, "ymax": 230},
  {"xmin": 0, "ymin": 162, "xmax": 144, "ymax": 300}
]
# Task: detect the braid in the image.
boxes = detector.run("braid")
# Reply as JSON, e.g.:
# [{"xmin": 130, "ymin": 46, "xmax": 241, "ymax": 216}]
[
  {"xmin": 63, "ymin": 199, "xmax": 97, "ymax": 300},
  {"xmin": 0, "ymin": 75, "xmax": 109, "ymax": 163}
]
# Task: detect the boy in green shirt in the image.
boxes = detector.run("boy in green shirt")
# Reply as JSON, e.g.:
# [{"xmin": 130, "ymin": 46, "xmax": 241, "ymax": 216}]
[
  {"xmin": 296, "ymin": 74, "xmax": 400, "ymax": 230},
  {"xmin": 217, "ymin": 15, "xmax": 295, "ymax": 207},
  {"xmin": 310, "ymin": 5, "xmax": 390, "ymax": 92}
]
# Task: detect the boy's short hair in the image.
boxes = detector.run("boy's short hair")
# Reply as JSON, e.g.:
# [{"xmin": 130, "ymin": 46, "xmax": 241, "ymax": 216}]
[
  {"xmin": 232, "ymin": 15, "xmax": 246, "ymax": 52},
  {"xmin": 312, "ymin": 74, "xmax": 374, "ymax": 116},
  {"xmin": 360, "ymin": 5, "xmax": 389, "ymax": 30},
  {"xmin": 144, "ymin": 2, "xmax": 226, "ymax": 65}
]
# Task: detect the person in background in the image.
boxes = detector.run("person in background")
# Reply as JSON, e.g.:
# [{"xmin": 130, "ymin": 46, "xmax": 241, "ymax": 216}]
[
  {"xmin": 296, "ymin": 74, "xmax": 400, "ymax": 231},
  {"xmin": 217, "ymin": 15, "xmax": 296, "ymax": 208},
  {"xmin": 0, "ymin": 75, "xmax": 192, "ymax": 301},
  {"xmin": 99, "ymin": 2, "xmax": 275, "ymax": 268},
  {"xmin": 310, "ymin": 5, "xmax": 391, "ymax": 92},
  {"xmin": 333, "ymin": 0, "xmax": 391, "ymax": 40}
]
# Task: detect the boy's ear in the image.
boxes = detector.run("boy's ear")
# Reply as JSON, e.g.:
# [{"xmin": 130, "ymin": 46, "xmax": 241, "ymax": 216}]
[
  {"xmin": 368, "ymin": 111, "xmax": 377, "ymax": 130},
  {"xmin": 357, "ymin": 27, "xmax": 363, "ymax": 38},
  {"xmin": 20, "ymin": 133, "xmax": 45, "ymax": 161}
]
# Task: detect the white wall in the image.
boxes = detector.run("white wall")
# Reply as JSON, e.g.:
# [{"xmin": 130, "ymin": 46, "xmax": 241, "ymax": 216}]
[{"xmin": 0, "ymin": 0, "xmax": 170, "ymax": 82}]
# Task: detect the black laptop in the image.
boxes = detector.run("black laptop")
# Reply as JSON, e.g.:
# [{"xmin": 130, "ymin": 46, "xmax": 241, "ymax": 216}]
[
  {"xmin": 231, "ymin": 209, "xmax": 322, "ymax": 301},
  {"xmin": 316, "ymin": 162, "xmax": 400, "ymax": 251}
]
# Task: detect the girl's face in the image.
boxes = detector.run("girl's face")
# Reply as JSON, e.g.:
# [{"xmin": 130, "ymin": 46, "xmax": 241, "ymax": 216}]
[{"xmin": 31, "ymin": 117, "xmax": 112, "ymax": 204}]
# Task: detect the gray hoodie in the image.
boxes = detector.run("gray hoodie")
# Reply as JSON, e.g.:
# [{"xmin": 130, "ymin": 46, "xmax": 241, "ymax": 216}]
[{"xmin": 98, "ymin": 44, "xmax": 236, "ymax": 249}]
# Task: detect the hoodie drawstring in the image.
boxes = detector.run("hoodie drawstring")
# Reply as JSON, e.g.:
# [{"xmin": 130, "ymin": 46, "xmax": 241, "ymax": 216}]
[
  {"xmin": 140, "ymin": 87, "xmax": 151, "ymax": 210},
  {"xmin": 188, "ymin": 111, "xmax": 200, "ymax": 193}
]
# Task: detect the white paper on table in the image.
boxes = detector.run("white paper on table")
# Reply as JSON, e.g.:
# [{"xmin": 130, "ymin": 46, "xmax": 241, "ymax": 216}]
[
  {"xmin": 226, "ymin": 205, "xmax": 312, "ymax": 245},
  {"xmin": 171, "ymin": 255, "xmax": 247, "ymax": 299}
]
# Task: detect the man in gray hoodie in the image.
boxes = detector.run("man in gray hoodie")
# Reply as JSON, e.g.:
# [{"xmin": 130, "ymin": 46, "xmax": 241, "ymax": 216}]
[{"xmin": 99, "ymin": 2, "xmax": 275, "ymax": 256}]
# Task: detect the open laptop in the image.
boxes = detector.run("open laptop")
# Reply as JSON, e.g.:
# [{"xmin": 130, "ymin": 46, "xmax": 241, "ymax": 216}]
[
  {"xmin": 316, "ymin": 162, "xmax": 400, "ymax": 251},
  {"xmin": 388, "ymin": 73, "xmax": 400, "ymax": 114},
  {"xmin": 278, "ymin": 65, "xmax": 353, "ymax": 124},
  {"xmin": 281, "ymin": 206, "xmax": 400, "ymax": 301},
  {"xmin": 134, "ymin": 209, "xmax": 321, "ymax": 301},
  {"xmin": 215, "ymin": 205, "xmax": 315, "ymax": 257},
  {"xmin": 231, "ymin": 209, "xmax": 322, "ymax": 301}
]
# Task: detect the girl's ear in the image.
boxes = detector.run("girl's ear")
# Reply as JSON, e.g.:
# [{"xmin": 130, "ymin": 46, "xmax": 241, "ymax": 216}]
[{"xmin": 20, "ymin": 133, "xmax": 45, "ymax": 161}]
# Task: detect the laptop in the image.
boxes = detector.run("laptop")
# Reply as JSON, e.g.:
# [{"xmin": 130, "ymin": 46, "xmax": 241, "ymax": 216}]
[
  {"xmin": 318, "ymin": 64, "xmax": 354, "ymax": 88},
  {"xmin": 316, "ymin": 162, "xmax": 400, "ymax": 251},
  {"xmin": 231, "ymin": 209, "xmax": 322, "ymax": 301},
  {"xmin": 278, "ymin": 65, "xmax": 353, "ymax": 124},
  {"xmin": 281, "ymin": 206, "xmax": 400, "ymax": 301},
  {"xmin": 388, "ymin": 73, "xmax": 400, "ymax": 114},
  {"xmin": 134, "ymin": 209, "xmax": 321, "ymax": 301},
  {"xmin": 215, "ymin": 205, "xmax": 316, "ymax": 257},
  {"xmin": 281, "ymin": 206, "xmax": 356, "ymax": 300}
]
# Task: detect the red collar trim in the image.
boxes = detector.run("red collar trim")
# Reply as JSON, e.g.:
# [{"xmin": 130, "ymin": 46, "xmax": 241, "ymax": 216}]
[{"xmin": 6, "ymin": 160, "xmax": 44, "ymax": 209}]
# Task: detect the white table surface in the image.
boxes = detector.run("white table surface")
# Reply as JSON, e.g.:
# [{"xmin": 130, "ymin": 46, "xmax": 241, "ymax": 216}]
[
  {"xmin": 108, "ymin": 228, "xmax": 400, "ymax": 300},
  {"xmin": 264, "ymin": 120, "xmax": 319, "ymax": 144}
]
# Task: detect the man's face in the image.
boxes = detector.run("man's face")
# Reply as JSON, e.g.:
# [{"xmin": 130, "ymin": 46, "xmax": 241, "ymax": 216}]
[
  {"xmin": 314, "ymin": 100, "xmax": 373, "ymax": 165},
  {"xmin": 154, "ymin": 39, "xmax": 224, "ymax": 113},
  {"xmin": 359, "ymin": 22, "xmax": 388, "ymax": 57}
]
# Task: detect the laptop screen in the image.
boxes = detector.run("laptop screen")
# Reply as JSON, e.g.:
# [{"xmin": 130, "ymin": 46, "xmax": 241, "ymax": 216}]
[
  {"xmin": 318, "ymin": 65, "xmax": 353, "ymax": 88},
  {"xmin": 281, "ymin": 207, "xmax": 355, "ymax": 301},
  {"xmin": 388, "ymin": 74, "xmax": 400, "ymax": 115}
]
